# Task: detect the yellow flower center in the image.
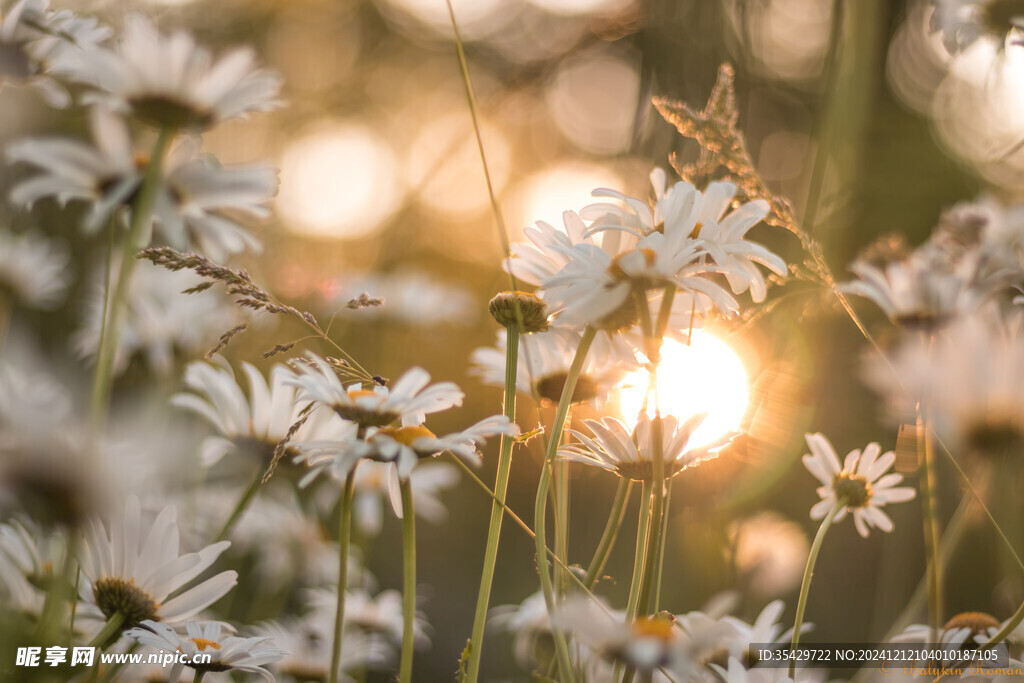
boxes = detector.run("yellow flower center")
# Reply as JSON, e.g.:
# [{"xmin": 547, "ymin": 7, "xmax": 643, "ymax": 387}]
[
  {"xmin": 190, "ymin": 638, "xmax": 222, "ymax": 651},
  {"xmin": 944, "ymin": 612, "xmax": 1001, "ymax": 634},
  {"xmin": 631, "ymin": 615, "xmax": 676, "ymax": 642},
  {"xmin": 375, "ymin": 425, "xmax": 436, "ymax": 447},
  {"xmin": 833, "ymin": 471, "xmax": 872, "ymax": 508}
]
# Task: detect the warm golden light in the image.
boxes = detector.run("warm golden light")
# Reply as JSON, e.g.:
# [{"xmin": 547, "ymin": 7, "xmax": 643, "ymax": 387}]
[{"xmin": 616, "ymin": 332, "xmax": 749, "ymax": 448}]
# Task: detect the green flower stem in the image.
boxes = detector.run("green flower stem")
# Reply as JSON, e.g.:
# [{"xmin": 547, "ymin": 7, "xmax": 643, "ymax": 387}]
[
  {"xmin": 917, "ymin": 407, "xmax": 943, "ymax": 642},
  {"xmin": 651, "ymin": 484, "xmax": 673, "ymax": 613},
  {"xmin": 613, "ymin": 479, "xmax": 654, "ymax": 683},
  {"xmin": 89, "ymin": 127, "xmax": 175, "ymax": 429},
  {"xmin": 534, "ymin": 325, "xmax": 596, "ymax": 683},
  {"xmin": 636, "ymin": 418, "xmax": 666, "ymax": 618},
  {"xmin": 465, "ymin": 324, "xmax": 519, "ymax": 683},
  {"xmin": 399, "ymin": 477, "xmax": 417, "ymax": 683},
  {"xmin": 328, "ymin": 469, "xmax": 357, "ymax": 683},
  {"xmin": 789, "ymin": 500, "xmax": 844, "ymax": 680},
  {"xmin": 88, "ymin": 611, "xmax": 126, "ymax": 649},
  {"xmin": 582, "ymin": 479, "xmax": 633, "ymax": 589},
  {"xmin": 193, "ymin": 672, "xmax": 206, "ymax": 683},
  {"xmin": 214, "ymin": 468, "xmax": 264, "ymax": 543},
  {"xmin": 555, "ymin": 452, "xmax": 570, "ymax": 593},
  {"xmin": 625, "ymin": 480, "xmax": 654, "ymax": 621}
]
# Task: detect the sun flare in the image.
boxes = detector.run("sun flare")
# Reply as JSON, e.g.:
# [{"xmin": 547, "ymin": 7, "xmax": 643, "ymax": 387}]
[{"xmin": 616, "ymin": 332, "xmax": 750, "ymax": 448}]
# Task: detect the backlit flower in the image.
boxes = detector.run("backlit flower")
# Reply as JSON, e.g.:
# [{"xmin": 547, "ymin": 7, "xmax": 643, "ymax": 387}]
[
  {"xmin": 126, "ymin": 620, "xmax": 287, "ymax": 682},
  {"xmin": 78, "ymin": 495, "xmax": 237, "ymax": 637},
  {"xmin": 0, "ymin": 227, "xmax": 69, "ymax": 309},
  {"xmin": 65, "ymin": 14, "xmax": 282, "ymax": 130},
  {"xmin": 560, "ymin": 413, "xmax": 731, "ymax": 481},
  {"xmin": 802, "ymin": 432, "xmax": 916, "ymax": 537}
]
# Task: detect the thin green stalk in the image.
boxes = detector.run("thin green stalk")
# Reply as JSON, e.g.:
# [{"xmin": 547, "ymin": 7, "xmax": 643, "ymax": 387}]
[
  {"xmin": 328, "ymin": 469, "xmax": 357, "ymax": 683},
  {"xmin": 582, "ymin": 479, "xmax": 633, "ymax": 589},
  {"xmin": 194, "ymin": 671, "xmax": 207, "ymax": 683},
  {"xmin": 625, "ymin": 480, "xmax": 654, "ymax": 621},
  {"xmin": 399, "ymin": 478, "xmax": 417, "ymax": 683},
  {"xmin": 917, "ymin": 408, "xmax": 943, "ymax": 642},
  {"xmin": 635, "ymin": 418, "xmax": 666, "ymax": 617},
  {"xmin": 651, "ymin": 484, "xmax": 673, "ymax": 613},
  {"xmin": 534, "ymin": 325, "xmax": 597, "ymax": 683},
  {"xmin": 90, "ymin": 127, "xmax": 175, "ymax": 429},
  {"xmin": 555, "ymin": 453, "xmax": 570, "ymax": 593},
  {"xmin": 614, "ymin": 479, "xmax": 654, "ymax": 683},
  {"xmin": 88, "ymin": 611, "xmax": 125, "ymax": 649},
  {"xmin": 466, "ymin": 324, "xmax": 519, "ymax": 683},
  {"xmin": 789, "ymin": 501, "xmax": 844, "ymax": 679},
  {"xmin": 214, "ymin": 469, "xmax": 264, "ymax": 543}
]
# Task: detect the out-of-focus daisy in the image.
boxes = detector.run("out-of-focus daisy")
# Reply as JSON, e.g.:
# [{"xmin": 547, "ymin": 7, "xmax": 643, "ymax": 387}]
[
  {"xmin": 802, "ymin": 432, "xmax": 916, "ymax": 537},
  {"xmin": 930, "ymin": 0, "xmax": 1024, "ymax": 53},
  {"xmin": 307, "ymin": 586, "xmax": 431, "ymax": 654},
  {"xmin": 471, "ymin": 325, "xmax": 636, "ymax": 404},
  {"xmin": 0, "ymin": 517, "xmax": 66, "ymax": 616},
  {"xmin": 78, "ymin": 495, "xmax": 237, "ymax": 637},
  {"xmin": 0, "ymin": 228, "xmax": 69, "ymax": 309},
  {"xmin": 72, "ymin": 261, "xmax": 244, "ymax": 376},
  {"xmin": 286, "ymin": 355, "xmax": 464, "ymax": 428},
  {"xmin": 255, "ymin": 616, "xmax": 391, "ymax": 682},
  {"xmin": 0, "ymin": 0, "xmax": 111, "ymax": 107},
  {"xmin": 172, "ymin": 358, "xmax": 354, "ymax": 467},
  {"xmin": 728, "ymin": 512, "xmax": 810, "ymax": 599},
  {"xmin": 349, "ymin": 460, "xmax": 460, "ymax": 537},
  {"xmin": 490, "ymin": 591, "xmax": 609, "ymax": 678},
  {"xmin": 557, "ymin": 597, "xmax": 687, "ymax": 676},
  {"xmin": 126, "ymin": 620, "xmax": 287, "ymax": 682},
  {"xmin": 8, "ymin": 110, "xmax": 277, "ymax": 258},
  {"xmin": 64, "ymin": 14, "xmax": 282, "ymax": 130},
  {"xmin": 841, "ymin": 244, "xmax": 987, "ymax": 328},
  {"xmin": 863, "ymin": 308, "xmax": 1024, "ymax": 454},
  {"xmin": 559, "ymin": 413, "xmax": 731, "ymax": 481}
]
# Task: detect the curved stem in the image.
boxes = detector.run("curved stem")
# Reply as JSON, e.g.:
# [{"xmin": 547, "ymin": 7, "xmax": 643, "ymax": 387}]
[
  {"xmin": 651, "ymin": 484, "xmax": 673, "ymax": 613},
  {"xmin": 582, "ymin": 479, "xmax": 633, "ymax": 589},
  {"xmin": 89, "ymin": 127, "xmax": 175, "ymax": 430},
  {"xmin": 917, "ymin": 403, "xmax": 943, "ymax": 642},
  {"xmin": 399, "ymin": 478, "xmax": 417, "ymax": 683},
  {"xmin": 789, "ymin": 501, "xmax": 844, "ymax": 679},
  {"xmin": 214, "ymin": 468, "xmax": 263, "ymax": 543},
  {"xmin": 88, "ymin": 611, "xmax": 126, "ymax": 649},
  {"xmin": 534, "ymin": 325, "xmax": 596, "ymax": 683},
  {"xmin": 465, "ymin": 324, "xmax": 519, "ymax": 682},
  {"xmin": 328, "ymin": 469, "xmax": 357, "ymax": 683}
]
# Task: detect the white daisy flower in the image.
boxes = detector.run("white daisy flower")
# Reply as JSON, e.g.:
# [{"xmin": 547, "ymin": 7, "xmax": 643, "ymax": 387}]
[
  {"xmin": 841, "ymin": 244, "xmax": 987, "ymax": 328},
  {"xmin": 349, "ymin": 460, "xmax": 460, "ymax": 536},
  {"xmin": 489, "ymin": 591, "xmax": 612, "ymax": 679},
  {"xmin": 78, "ymin": 495, "xmax": 237, "ymax": 637},
  {"xmin": 286, "ymin": 354, "xmax": 464, "ymax": 428},
  {"xmin": 64, "ymin": 14, "xmax": 282, "ymax": 130},
  {"xmin": 470, "ymin": 325, "xmax": 636, "ymax": 404},
  {"xmin": 710, "ymin": 656, "xmax": 793, "ymax": 683},
  {"xmin": 8, "ymin": 110, "xmax": 277, "ymax": 258},
  {"xmin": 559, "ymin": 413, "xmax": 731, "ymax": 481},
  {"xmin": 172, "ymin": 358, "xmax": 355, "ymax": 468},
  {"xmin": 505, "ymin": 209, "xmax": 611, "ymax": 287},
  {"xmin": 557, "ymin": 597, "xmax": 686, "ymax": 675},
  {"xmin": 0, "ymin": 228, "xmax": 69, "ymax": 309},
  {"xmin": 541, "ymin": 237, "xmax": 738, "ymax": 331},
  {"xmin": 255, "ymin": 616, "xmax": 391, "ymax": 681},
  {"xmin": 296, "ymin": 414, "xmax": 516, "ymax": 484},
  {"xmin": 930, "ymin": 0, "xmax": 1024, "ymax": 53},
  {"xmin": 0, "ymin": 0, "xmax": 111, "ymax": 107},
  {"xmin": 0, "ymin": 517, "xmax": 66, "ymax": 616},
  {"xmin": 72, "ymin": 261, "xmax": 244, "ymax": 376},
  {"xmin": 802, "ymin": 432, "xmax": 917, "ymax": 538},
  {"xmin": 126, "ymin": 620, "xmax": 287, "ymax": 682},
  {"xmin": 585, "ymin": 169, "xmax": 787, "ymax": 302},
  {"xmin": 307, "ymin": 586, "xmax": 431, "ymax": 653},
  {"xmin": 862, "ymin": 308, "xmax": 1024, "ymax": 454},
  {"xmin": 728, "ymin": 512, "xmax": 810, "ymax": 599}
]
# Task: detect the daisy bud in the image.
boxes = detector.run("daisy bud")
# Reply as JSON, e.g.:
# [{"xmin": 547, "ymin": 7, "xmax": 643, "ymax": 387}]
[{"xmin": 488, "ymin": 291, "xmax": 549, "ymax": 333}]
